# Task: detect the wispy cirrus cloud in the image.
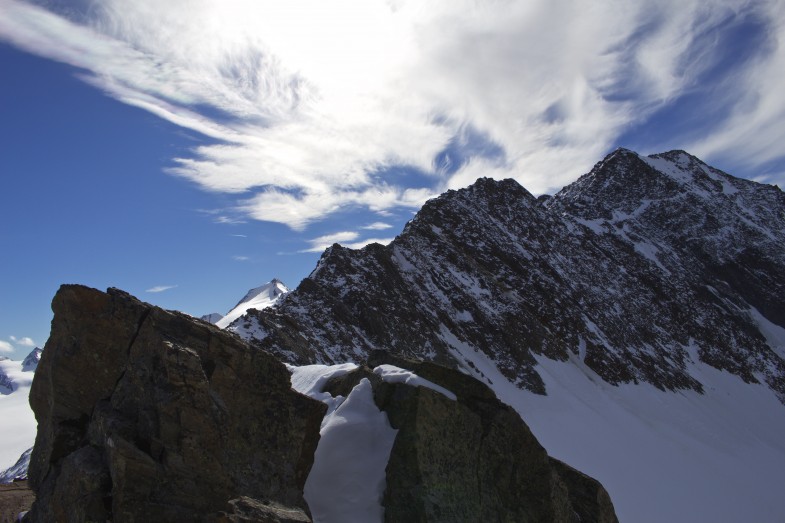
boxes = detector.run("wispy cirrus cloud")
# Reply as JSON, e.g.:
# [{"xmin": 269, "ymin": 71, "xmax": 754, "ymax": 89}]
[
  {"xmin": 362, "ymin": 222, "xmax": 393, "ymax": 231},
  {"xmin": 145, "ymin": 285, "xmax": 178, "ymax": 293},
  {"xmin": 1, "ymin": 0, "xmax": 783, "ymax": 229}
]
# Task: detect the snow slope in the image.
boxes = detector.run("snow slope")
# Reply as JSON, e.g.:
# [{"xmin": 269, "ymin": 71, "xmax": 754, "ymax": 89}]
[
  {"xmin": 0, "ymin": 356, "xmax": 37, "ymax": 476},
  {"xmin": 444, "ymin": 334, "xmax": 785, "ymax": 523},
  {"xmin": 0, "ymin": 448, "xmax": 31, "ymax": 483},
  {"xmin": 216, "ymin": 279, "xmax": 289, "ymax": 329}
]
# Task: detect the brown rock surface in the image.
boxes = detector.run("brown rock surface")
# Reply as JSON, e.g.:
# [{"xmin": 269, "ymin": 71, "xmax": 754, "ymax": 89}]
[
  {"xmin": 0, "ymin": 480, "xmax": 34, "ymax": 523},
  {"xmin": 27, "ymin": 285, "xmax": 325, "ymax": 522}
]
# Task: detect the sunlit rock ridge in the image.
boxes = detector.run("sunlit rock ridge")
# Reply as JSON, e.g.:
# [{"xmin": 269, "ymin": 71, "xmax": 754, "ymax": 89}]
[{"xmin": 231, "ymin": 148, "xmax": 785, "ymax": 403}]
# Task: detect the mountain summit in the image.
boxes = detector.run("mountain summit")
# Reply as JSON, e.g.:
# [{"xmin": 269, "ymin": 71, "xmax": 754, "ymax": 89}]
[
  {"xmin": 229, "ymin": 149, "xmax": 785, "ymax": 402},
  {"xmin": 215, "ymin": 278, "xmax": 289, "ymax": 329}
]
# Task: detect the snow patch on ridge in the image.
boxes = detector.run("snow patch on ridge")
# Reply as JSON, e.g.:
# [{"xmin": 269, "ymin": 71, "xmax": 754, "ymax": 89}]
[
  {"xmin": 373, "ymin": 364, "xmax": 457, "ymax": 400},
  {"xmin": 289, "ymin": 361, "xmax": 463, "ymax": 521},
  {"xmin": 288, "ymin": 364, "xmax": 398, "ymax": 522},
  {"xmin": 304, "ymin": 378, "xmax": 397, "ymax": 523},
  {"xmin": 287, "ymin": 363, "xmax": 358, "ymax": 420}
]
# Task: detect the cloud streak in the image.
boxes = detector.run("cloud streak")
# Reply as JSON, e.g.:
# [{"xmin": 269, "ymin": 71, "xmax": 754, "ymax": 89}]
[
  {"xmin": 301, "ymin": 230, "xmax": 395, "ymax": 253},
  {"xmin": 362, "ymin": 222, "xmax": 393, "ymax": 231},
  {"xmin": 145, "ymin": 285, "xmax": 178, "ymax": 293},
  {"xmin": 0, "ymin": 340, "xmax": 13, "ymax": 353},
  {"xmin": 1, "ymin": 0, "xmax": 783, "ymax": 227}
]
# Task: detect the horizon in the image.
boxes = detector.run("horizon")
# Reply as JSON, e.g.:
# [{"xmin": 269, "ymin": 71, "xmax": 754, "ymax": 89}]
[{"xmin": 2, "ymin": 0, "xmax": 785, "ymax": 358}]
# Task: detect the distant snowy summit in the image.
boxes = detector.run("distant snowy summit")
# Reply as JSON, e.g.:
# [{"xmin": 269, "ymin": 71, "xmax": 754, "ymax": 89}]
[
  {"xmin": 21, "ymin": 347, "xmax": 42, "ymax": 372},
  {"xmin": 0, "ymin": 348, "xmax": 39, "ymax": 392},
  {"xmin": 212, "ymin": 279, "xmax": 289, "ymax": 330}
]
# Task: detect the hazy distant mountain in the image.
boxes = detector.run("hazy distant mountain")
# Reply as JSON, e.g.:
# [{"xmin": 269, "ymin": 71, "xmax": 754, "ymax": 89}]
[{"xmin": 226, "ymin": 148, "xmax": 785, "ymax": 523}]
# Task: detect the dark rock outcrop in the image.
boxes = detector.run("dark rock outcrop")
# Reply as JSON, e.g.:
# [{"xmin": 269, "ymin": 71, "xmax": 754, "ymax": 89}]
[
  {"xmin": 326, "ymin": 353, "xmax": 618, "ymax": 523},
  {"xmin": 27, "ymin": 285, "xmax": 325, "ymax": 522}
]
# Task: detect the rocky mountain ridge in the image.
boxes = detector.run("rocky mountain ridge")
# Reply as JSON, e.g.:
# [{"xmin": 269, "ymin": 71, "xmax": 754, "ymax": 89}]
[
  {"xmin": 230, "ymin": 148, "xmax": 785, "ymax": 403},
  {"xmin": 21, "ymin": 285, "xmax": 616, "ymax": 522}
]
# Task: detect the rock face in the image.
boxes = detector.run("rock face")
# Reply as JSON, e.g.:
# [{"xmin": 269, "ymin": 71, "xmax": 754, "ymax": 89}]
[
  {"xmin": 231, "ymin": 149, "xmax": 785, "ymax": 403},
  {"xmin": 27, "ymin": 285, "xmax": 325, "ymax": 522},
  {"xmin": 327, "ymin": 352, "xmax": 617, "ymax": 523}
]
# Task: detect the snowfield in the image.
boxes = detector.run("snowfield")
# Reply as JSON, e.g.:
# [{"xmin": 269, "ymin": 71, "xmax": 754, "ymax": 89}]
[
  {"xmin": 4, "ymin": 332, "xmax": 784, "ymax": 522},
  {"xmin": 444, "ymin": 332, "xmax": 785, "ymax": 523},
  {"xmin": 0, "ymin": 358, "xmax": 37, "ymax": 477}
]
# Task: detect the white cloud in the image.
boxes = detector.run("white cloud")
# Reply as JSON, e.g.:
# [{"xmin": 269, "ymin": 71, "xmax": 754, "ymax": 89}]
[
  {"xmin": 362, "ymin": 222, "xmax": 393, "ymax": 230},
  {"xmin": 214, "ymin": 216, "xmax": 247, "ymax": 225},
  {"xmin": 343, "ymin": 237, "xmax": 395, "ymax": 250},
  {"xmin": 145, "ymin": 285, "xmax": 178, "ymax": 293},
  {"xmin": 232, "ymin": 255, "xmax": 250, "ymax": 261},
  {"xmin": 1, "ymin": 0, "xmax": 781, "ymax": 227},
  {"xmin": 302, "ymin": 231, "xmax": 360, "ymax": 253},
  {"xmin": 9, "ymin": 336, "xmax": 35, "ymax": 348},
  {"xmin": 687, "ymin": 1, "xmax": 785, "ymax": 171},
  {"xmin": 0, "ymin": 340, "xmax": 13, "ymax": 353},
  {"xmin": 301, "ymin": 230, "xmax": 395, "ymax": 253}
]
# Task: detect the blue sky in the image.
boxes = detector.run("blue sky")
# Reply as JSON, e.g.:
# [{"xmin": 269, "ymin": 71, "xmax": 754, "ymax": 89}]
[{"xmin": 1, "ymin": 0, "xmax": 784, "ymax": 358}]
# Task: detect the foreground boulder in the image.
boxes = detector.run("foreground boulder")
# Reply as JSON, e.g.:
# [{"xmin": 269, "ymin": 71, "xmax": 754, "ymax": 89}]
[
  {"xmin": 325, "ymin": 352, "xmax": 619, "ymax": 522},
  {"xmin": 27, "ymin": 285, "xmax": 325, "ymax": 522}
]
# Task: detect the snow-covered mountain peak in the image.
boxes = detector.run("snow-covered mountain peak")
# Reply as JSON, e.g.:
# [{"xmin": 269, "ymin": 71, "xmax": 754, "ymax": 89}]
[
  {"xmin": 215, "ymin": 279, "xmax": 290, "ymax": 329},
  {"xmin": 21, "ymin": 347, "xmax": 42, "ymax": 372}
]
